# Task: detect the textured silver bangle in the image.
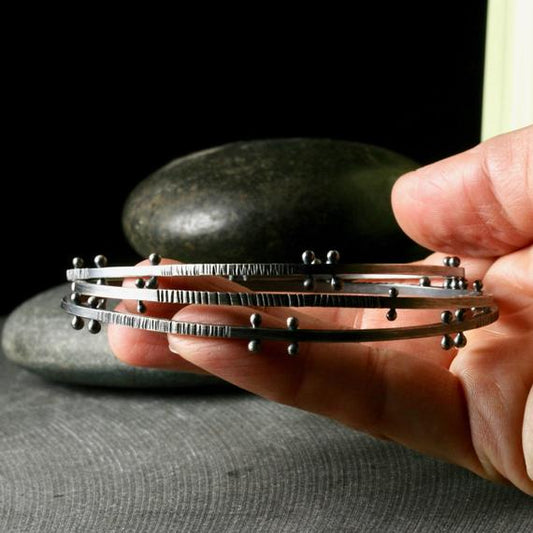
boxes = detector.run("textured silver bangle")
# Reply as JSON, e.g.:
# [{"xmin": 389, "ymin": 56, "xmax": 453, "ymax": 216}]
[{"xmin": 62, "ymin": 250, "xmax": 498, "ymax": 355}]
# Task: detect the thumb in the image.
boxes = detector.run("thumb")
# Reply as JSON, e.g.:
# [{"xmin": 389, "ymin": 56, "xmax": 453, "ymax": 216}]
[{"xmin": 392, "ymin": 125, "xmax": 533, "ymax": 258}]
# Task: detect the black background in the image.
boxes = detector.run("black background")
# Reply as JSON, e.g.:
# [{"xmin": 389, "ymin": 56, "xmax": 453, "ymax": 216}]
[{"xmin": 3, "ymin": 3, "xmax": 487, "ymax": 315}]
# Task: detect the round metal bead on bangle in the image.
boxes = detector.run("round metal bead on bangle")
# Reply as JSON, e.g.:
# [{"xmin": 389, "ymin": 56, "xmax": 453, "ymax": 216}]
[
  {"xmin": 444, "ymin": 256, "xmax": 461, "ymax": 268},
  {"xmin": 71, "ymin": 315, "xmax": 84, "ymax": 330},
  {"xmin": 419, "ymin": 276, "xmax": 431, "ymax": 287},
  {"xmin": 326, "ymin": 250, "xmax": 340, "ymax": 265},
  {"xmin": 135, "ymin": 278, "xmax": 146, "ymax": 314},
  {"xmin": 286, "ymin": 316, "xmax": 299, "ymax": 356},
  {"xmin": 94, "ymin": 255, "xmax": 107, "ymax": 268}
]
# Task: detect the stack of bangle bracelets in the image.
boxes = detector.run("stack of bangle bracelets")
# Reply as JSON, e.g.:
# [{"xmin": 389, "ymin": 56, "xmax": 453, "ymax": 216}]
[{"xmin": 62, "ymin": 250, "xmax": 498, "ymax": 355}]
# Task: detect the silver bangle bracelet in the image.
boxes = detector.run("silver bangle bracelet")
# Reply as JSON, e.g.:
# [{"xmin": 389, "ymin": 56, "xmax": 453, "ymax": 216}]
[{"xmin": 62, "ymin": 250, "xmax": 498, "ymax": 355}]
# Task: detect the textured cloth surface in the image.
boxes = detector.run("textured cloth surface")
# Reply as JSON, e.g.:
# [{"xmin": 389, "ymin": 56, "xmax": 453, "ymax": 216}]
[{"xmin": 0, "ymin": 320, "xmax": 531, "ymax": 532}]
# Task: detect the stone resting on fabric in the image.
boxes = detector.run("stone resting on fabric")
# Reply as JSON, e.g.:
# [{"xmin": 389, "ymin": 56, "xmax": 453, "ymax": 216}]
[{"xmin": 62, "ymin": 251, "xmax": 498, "ymax": 354}]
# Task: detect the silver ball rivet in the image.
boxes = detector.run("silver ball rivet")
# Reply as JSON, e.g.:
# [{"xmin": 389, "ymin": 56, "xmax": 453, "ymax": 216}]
[
  {"xmin": 71, "ymin": 316, "xmax": 84, "ymax": 330},
  {"xmin": 72, "ymin": 257, "xmax": 84, "ymax": 268},
  {"xmin": 326, "ymin": 250, "xmax": 340, "ymax": 264},
  {"xmin": 388, "ymin": 287, "xmax": 399, "ymax": 298},
  {"xmin": 302, "ymin": 250, "xmax": 315, "ymax": 265},
  {"xmin": 473, "ymin": 280, "xmax": 483, "ymax": 292},
  {"xmin": 135, "ymin": 278, "xmax": 145, "ymax": 289},
  {"xmin": 94, "ymin": 255, "xmax": 108, "ymax": 268},
  {"xmin": 250, "ymin": 313, "xmax": 262, "ymax": 328},
  {"xmin": 303, "ymin": 278, "xmax": 315, "ymax": 291},
  {"xmin": 149, "ymin": 253, "xmax": 161, "ymax": 265},
  {"xmin": 331, "ymin": 277, "xmax": 343, "ymax": 291},
  {"xmin": 88, "ymin": 320, "xmax": 101, "ymax": 334},
  {"xmin": 145, "ymin": 276, "xmax": 158, "ymax": 289},
  {"xmin": 137, "ymin": 301, "xmax": 147, "ymax": 314},
  {"xmin": 287, "ymin": 316, "xmax": 299, "ymax": 330},
  {"xmin": 386, "ymin": 309, "xmax": 397, "ymax": 321},
  {"xmin": 248, "ymin": 339, "xmax": 260, "ymax": 353},
  {"xmin": 87, "ymin": 296, "xmax": 99, "ymax": 308},
  {"xmin": 441, "ymin": 310, "xmax": 453, "ymax": 324},
  {"xmin": 311, "ymin": 258, "xmax": 322, "ymax": 265},
  {"xmin": 454, "ymin": 332, "xmax": 467, "ymax": 348},
  {"xmin": 419, "ymin": 276, "xmax": 431, "ymax": 287},
  {"xmin": 455, "ymin": 309, "xmax": 466, "ymax": 322},
  {"xmin": 287, "ymin": 342, "xmax": 299, "ymax": 356},
  {"xmin": 449, "ymin": 256, "xmax": 461, "ymax": 268},
  {"xmin": 441, "ymin": 334, "xmax": 453, "ymax": 350},
  {"xmin": 70, "ymin": 293, "xmax": 81, "ymax": 305}
]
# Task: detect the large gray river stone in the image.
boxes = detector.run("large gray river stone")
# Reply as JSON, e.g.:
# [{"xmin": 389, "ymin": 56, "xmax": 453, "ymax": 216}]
[
  {"xmin": 1, "ymin": 285, "xmax": 222, "ymax": 388},
  {"xmin": 123, "ymin": 138, "xmax": 426, "ymax": 263}
]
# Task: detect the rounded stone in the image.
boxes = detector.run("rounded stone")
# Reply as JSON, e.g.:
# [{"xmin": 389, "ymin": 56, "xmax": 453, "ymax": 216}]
[
  {"xmin": 123, "ymin": 139, "xmax": 425, "ymax": 263},
  {"xmin": 1, "ymin": 285, "xmax": 222, "ymax": 388}
]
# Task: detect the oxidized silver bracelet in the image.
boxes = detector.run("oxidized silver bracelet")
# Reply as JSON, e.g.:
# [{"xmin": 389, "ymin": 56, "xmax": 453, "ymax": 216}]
[{"xmin": 62, "ymin": 250, "xmax": 498, "ymax": 355}]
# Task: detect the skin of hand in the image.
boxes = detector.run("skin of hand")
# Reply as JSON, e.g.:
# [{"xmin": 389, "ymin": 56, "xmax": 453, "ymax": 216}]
[{"xmin": 109, "ymin": 125, "xmax": 533, "ymax": 495}]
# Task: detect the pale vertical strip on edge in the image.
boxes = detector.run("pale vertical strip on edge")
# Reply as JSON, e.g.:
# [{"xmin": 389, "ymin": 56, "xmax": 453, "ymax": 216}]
[{"xmin": 482, "ymin": 0, "xmax": 533, "ymax": 141}]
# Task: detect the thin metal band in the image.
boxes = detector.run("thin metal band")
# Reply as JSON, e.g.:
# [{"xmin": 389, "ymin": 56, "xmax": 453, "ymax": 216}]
[
  {"xmin": 61, "ymin": 299, "xmax": 498, "ymax": 343},
  {"xmin": 66, "ymin": 263, "xmax": 465, "ymax": 282},
  {"xmin": 72, "ymin": 280, "xmax": 493, "ymax": 310},
  {"xmin": 64, "ymin": 253, "xmax": 494, "ymax": 352}
]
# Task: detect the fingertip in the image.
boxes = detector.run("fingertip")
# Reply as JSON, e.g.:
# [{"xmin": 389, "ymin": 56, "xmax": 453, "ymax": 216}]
[
  {"xmin": 392, "ymin": 167, "xmax": 437, "ymax": 251},
  {"xmin": 392, "ymin": 152, "xmax": 483, "ymax": 255},
  {"xmin": 392, "ymin": 127, "xmax": 533, "ymax": 257},
  {"xmin": 391, "ymin": 168, "xmax": 415, "ymax": 228}
]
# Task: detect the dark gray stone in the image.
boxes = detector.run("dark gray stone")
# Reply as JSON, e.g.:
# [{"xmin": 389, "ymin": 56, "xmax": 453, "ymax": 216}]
[
  {"xmin": 123, "ymin": 138, "xmax": 427, "ymax": 264},
  {"xmin": 1, "ymin": 326, "xmax": 531, "ymax": 532},
  {"xmin": 1, "ymin": 285, "xmax": 221, "ymax": 388}
]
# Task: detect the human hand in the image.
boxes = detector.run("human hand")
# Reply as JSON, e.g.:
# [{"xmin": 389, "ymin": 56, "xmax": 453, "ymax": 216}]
[{"xmin": 109, "ymin": 125, "xmax": 533, "ymax": 495}]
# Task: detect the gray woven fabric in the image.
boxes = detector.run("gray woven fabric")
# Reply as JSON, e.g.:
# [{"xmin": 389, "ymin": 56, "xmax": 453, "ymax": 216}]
[{"xmin": 0, "ymin": 320, "xmax": 531, "ymax": 532}]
